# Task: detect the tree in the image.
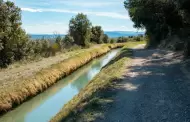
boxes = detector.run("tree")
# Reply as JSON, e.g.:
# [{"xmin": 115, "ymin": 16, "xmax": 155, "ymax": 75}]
[
  {"xmin": 110, "ymin": 38, "xmax": 116, "ymax": 43},
  {"xmin": 125, "ymin": 0, "xmax": 190, "ymax": 56},
  {"xmin": 117, "ymin": 36, "xmax": 128, "ymax": 43},
  {"xmin": 55, "ymin": 35, "xmax": 64, "ymax": 51},
  {"xmin": 0, "ymin": 1, "xmax": 29, "ymax": 67},
  {"xmin": 91, "ymin": 26, "xmax": 103, "ymax": 44},
  {"xmin": 12, "ymin": 30, "xmax": 30, "ymax": 61},
  {"xmin": 124, "ymin": 0, "xmax": 183, "ymax": 46},
  {"xmin": 34, "ymin": 40, "xmax": 43, "ymax": 55},
  {"xmin": 41, "ymin": 39, "xmax": 50, "ymax": 57},
  {"xmin": 64, "ymin": 34, "xmax": 74, "ymax": 46},
  {"xmin": 133, "ymin": 36, "xmax": 141, "ymax": 41},
  {"xmin": 69, "ymin": 13, "xmax": 92, "ymax": 46},
  {"xmin": 102, "ymin": 34, "xmax": 109, "ymax": 43}
]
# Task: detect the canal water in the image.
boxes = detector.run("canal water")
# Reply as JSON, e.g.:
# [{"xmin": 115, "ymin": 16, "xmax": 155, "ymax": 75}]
[{"xmin": 0, "ymin": 49, "xmax": 120, "ymax": 122}]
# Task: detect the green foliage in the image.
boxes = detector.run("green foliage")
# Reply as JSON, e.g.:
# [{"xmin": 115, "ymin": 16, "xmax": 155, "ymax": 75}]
[
  {"xmin": 55, "ymin": 35, "xmax": 64, "ymax": 51},
  {"xmin": 102, "ymin": 34, "xmax": 109, "ymax": 43},
  {"xmin": 55, "ymin": 35, "xmax": 62, "ymax": 44},
  {"xmin": 128, "ymin": 36, "xmax": 134, "ymax": 38},
  {"xmin": 69, "ymin": 13, "xmax": 92, "ymax": 46},
  {"xmin": 0, "ymin": 0, "xmax": 115, "ymax": 68},
  {"xmin": 117, "ymin": 36, "xmax": 128, "ymax": 43},
  {"xmin": 125, "ymin": 0, "xmax": 190, "ymax": 55},
  {"xmin": 91, "ymin": 26, "xmax": 103, "ymax": 44},
  {"xmin": 133, "ymin": 36, "xmax": 141, "ymax": 42},
  {"xmin": 0, "ymin": 1, "xmax": 29, "ymax": 67},
  {"xmin": 30, "ymin": 38, "xmax": 62, "ymax": 57},
  {"xmin": 41, "ymin": 40, "xmax": 50, "ymax": 52},
  {"xmin": 110, "ymin": 38, "xmax": 116, "ymax": 43},
  {"xmin": 64, "ymin": 34, "xmax": 74, "ymax": 46}
]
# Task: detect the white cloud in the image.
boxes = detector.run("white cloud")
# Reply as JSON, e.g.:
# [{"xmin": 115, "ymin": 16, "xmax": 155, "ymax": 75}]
[
  {"xmin": 58, "ymin": 1, "xmax": 117, "ymax": 7},
  {"xmin": 21, "ymin": 8, "xmax": 42, "ymax": 12},
  {"xmin": 89, "ymin": 12, "xmax": 129, "ymax": 19},
  {"xmin": 21, "ymin": 8, "xmax": 129, "ymax": 19}
]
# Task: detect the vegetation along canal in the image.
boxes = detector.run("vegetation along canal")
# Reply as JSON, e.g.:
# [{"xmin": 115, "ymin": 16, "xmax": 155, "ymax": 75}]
[{"xmin": 0, "ymin": 49, "xmax": 120, "ymax": 122}]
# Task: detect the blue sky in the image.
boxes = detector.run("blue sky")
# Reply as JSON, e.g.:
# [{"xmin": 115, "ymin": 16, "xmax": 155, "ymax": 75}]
[{"xmin": 11, "ymin": 0, "xmax": 137, "ymax": 34}]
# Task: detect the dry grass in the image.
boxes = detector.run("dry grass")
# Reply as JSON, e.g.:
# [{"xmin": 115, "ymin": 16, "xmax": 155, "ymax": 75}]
[
  {"xmin": 0, "ymin": 44, "xmax": 125, "ymax": 114},
  {"xmin": 0, "ymin": 48, "xmax": 88, "ymax": 84},
  {"xmin": 50, "ymin": 41, "xmax": 146, "ymax": 122}
]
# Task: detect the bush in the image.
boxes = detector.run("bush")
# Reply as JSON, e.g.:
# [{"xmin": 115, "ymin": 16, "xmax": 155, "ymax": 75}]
[
  {"xmin": 64, "ymin": 34, "xmax": 74, "ymax": 47},
  {"xmin": 102, "ymin": 34, "xmax": 109, "ymax": 43},
  {"xmin": 55, "ymin": 35, "xmax": 64, "ymax": 51},
  {"xmin": 134, "ymin": 36, "xmax": 141, "ymax": 41},
  {"xmin": 91, "ymin": 26, "xmax": 104, "ymax": 44},
  {"xmin": 110, "ymin": 38, "xmax": 116, "ymax": 43},
  {"xmin": 117, "ymin": 37, "xmax": 128, "ymax": 43}
]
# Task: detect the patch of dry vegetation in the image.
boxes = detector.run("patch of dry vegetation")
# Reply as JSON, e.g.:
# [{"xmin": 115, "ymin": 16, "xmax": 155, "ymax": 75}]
[
  {"xmin": 0, "ymin": 48, "xmax": 87, "ymax": 84},
  {"xmin": 50, "ymin": 41, "xmax": 145, "ymax": 122},
  {"xmin": 0, "ymin": 44, "xmax": 125, "ymax": 114}
]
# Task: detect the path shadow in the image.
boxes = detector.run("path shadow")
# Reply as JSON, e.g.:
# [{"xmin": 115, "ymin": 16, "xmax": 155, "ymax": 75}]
[{"xmin": 96, "ymin": 48, "xmax": 190, "ymax": 122}]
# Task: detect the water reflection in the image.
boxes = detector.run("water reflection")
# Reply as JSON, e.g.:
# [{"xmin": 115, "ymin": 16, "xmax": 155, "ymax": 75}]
[{"xmin": 0, "ymin": 49, "xmax": 119, "ymax": 122}]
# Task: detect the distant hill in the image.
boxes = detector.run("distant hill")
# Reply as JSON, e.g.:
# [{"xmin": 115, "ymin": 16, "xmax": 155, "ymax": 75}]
[
  {"xmin": 29, "ymin": 34, "xmax": 65, "ymax": 40},
  {"xmin": 29, "ymin": 31, "xmax": 145, "ymax": 39},
  {"xmin": 105, "ymin": 31, "xmax": 144, "ymax": 38}
]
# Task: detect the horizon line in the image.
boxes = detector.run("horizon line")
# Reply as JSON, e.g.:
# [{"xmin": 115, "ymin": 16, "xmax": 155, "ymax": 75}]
[{"xmin": 28, "ymin": 31, "xmax": 145, "ymax": 35}]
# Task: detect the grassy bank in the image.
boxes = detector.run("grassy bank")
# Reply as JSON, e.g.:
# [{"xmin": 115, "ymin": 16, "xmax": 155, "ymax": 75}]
[
  {"xmin": 0, "ymin": 47, "xmax": 88, "ymax": 85},
  {"xmin": 50, "ymin": 41, "xmax": 145, "ymax": 122},
  {"xmin": 0, "ymin": 44, "xmax": 125, "ymax": 114}
]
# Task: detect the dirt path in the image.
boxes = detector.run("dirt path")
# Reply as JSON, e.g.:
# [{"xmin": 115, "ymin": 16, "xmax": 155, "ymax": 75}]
[{"xmin": 97, "ymin": 48, "xmax": 190, "ymax": 122}]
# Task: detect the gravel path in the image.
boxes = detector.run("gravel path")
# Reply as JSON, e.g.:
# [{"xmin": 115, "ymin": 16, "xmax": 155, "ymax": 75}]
[{"xmin": 97, "ymin": 48, "xmax": 190, "ymax": 122}]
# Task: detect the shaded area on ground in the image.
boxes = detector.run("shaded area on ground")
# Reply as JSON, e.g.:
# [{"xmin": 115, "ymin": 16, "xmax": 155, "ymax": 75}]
[{"xmin": 95, "ymin": 48, "xmax": 190, "ymax": 122}]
